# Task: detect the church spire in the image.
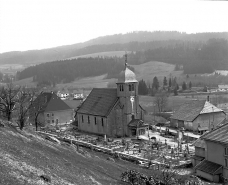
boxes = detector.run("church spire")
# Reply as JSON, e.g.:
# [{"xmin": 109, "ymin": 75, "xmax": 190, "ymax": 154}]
[{"xmin": 125, "ymin": 52, "xmax": 128, "ymax": 69}]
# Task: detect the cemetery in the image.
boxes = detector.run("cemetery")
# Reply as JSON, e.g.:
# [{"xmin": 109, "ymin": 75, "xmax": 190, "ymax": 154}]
[{"xmin": 39, "ymin": 124, "xmax": 196, "ymax": 172}]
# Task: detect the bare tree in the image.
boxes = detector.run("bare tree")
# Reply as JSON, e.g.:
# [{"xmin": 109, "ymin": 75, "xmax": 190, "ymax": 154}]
[
  {"xmin": 15, "ymin": 88, "xmax": 35, "ymax": 130},
  {"xmin": 0, "ymin": 83, "xmax": 21, "ymax": 121},
  {"xmin": 154, "ymin": 91, "xmax": 168, "ymax": 113},
  {"xmin": 29, "ymin": 92, "xmax": 45, "ymax": 131}
]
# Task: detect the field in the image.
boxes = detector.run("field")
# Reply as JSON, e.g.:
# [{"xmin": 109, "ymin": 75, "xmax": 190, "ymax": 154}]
[
  {"xmin": 66, "ymin": 51, "xmax": 129, "ymax": 60},
  {"xmin": 0, "ymin": 64, "xmax": 26, "ymax": 75},
  {"xmin": 133, "ymin": 61, "xmax": 182, "ymax": 83},
  {"xmin": 57, "ymin": 74, "xmax": 116, "ymax": 90},
  {"xmin": 13, "ymin": 77, "xmax": 37, "ymax": 88}
]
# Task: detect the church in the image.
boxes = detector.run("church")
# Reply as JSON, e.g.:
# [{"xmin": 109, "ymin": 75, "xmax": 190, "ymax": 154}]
[{"xmin": 76, "ymin": 58, "xmax": 148, "ymax": 137}]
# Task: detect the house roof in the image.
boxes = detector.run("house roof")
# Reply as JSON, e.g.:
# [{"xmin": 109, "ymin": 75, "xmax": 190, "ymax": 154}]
[
  {"xmin": 117, "ymin": 66, "xmax": 138, "ymax": 83},
  {"xmin": 192, "ymin": 138, "xmax": 206, "ymax": 149},
  {"xmin": 171, "ymin": 100, "xmax": 224, "ymax": 122},
  {"xmin": 76, "ymin": 88, "xmax": 118, "ymax": 117},
  {"xmin": 191, "ymin": 155, "xmax": 204, "ymax": 161},
  {"xmin": 201, "ymin": 123, "xmax": 228, "ymax": 144},
  {"xmin": 64, "ymin": 99, "xmax": 82, "ymax": 111},
  {"xmin": 195, "ymin": 160, "xmax": 222, "ymax": 175},
  {"xmin": 32, "ymin": 92, "xmax": 72, "ymax": 112}
]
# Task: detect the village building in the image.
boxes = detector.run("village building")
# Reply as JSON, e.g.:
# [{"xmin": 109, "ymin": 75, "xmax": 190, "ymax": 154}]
[
  {"xmin": 218, "ymin": 84, "xmax": 228, "ymax": 92},
  {"xmin": 194, "ymin": 123, "xmax": 228, "ymax": 183},
  {"xmin": 192, "ymin": 137, "xmax": 206, "ymax": 167},
  {"xmin": 57, "ymin": 91, "xmax": 70, "ymax": 100},
  {"xmin": 76, "ymin": 63, "xmax": 148, "ymax": 137},
  {"xmin": 29, "ymin": 92, "xmax": 74, "ymax": 128},
  {"xmin": 170, "ymin": 100, "xmax": 226, "ymax": 134}
]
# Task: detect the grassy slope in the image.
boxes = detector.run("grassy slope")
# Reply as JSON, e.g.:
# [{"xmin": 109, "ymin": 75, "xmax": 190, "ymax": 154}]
[
  {"xmin": 13, "ymin": 77, "xmax": 37, "ymax": 88},
  {"xmin": 132, "ymin": 61, "xmax": 182, "ymax": 82},
  {"xmin": 0, "ymin": 124, "xmax": 152, "ymax": 185}
]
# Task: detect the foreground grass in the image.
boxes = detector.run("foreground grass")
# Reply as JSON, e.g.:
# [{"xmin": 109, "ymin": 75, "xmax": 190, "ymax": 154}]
[{"xmin": 0, "ymin": 124, "xmax": 155, "ymax": 185}]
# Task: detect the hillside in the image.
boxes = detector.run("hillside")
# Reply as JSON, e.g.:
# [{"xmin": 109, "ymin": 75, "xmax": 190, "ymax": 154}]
[
  {"xmin": 1, "ymin": 31, "xmax": 228, "ymax": 65},
  {"xmin": 133, "ymin": 61, "xmax": 182, "ymax": 82},
  {"xmin": 15, "ymin": 61, "xmax": 180, "ymax": 89},
  {"xmin": 67, "ymin": 51, "xmax": 129, "ymax": 60},
  {"xmin": 0, "ymin": 122, "xmax": 154, "ymax": 185}
]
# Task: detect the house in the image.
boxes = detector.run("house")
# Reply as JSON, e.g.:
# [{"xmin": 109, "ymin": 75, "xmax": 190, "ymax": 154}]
[
  {"xmin": 73, "ymin": 93, "xmax": 84, "ymax": 100},
  {"xmin": 192, "ymin": 137, "xmax": 206, "ymax": 167},
  {"xmin": 170, "ymin": 100, "xmax": 226, "ymax": 133},
  {"xmin": 218, "ymin": 85, "xmax": 228, "ymax": 92},
  {"xmin": 194, "ymin": 123, "xmax": 228, "ymax": 183},
  {"xmin": 57, "ymin": 91, "xmax": 70, "ymax": 100},
  {"xmin": 76, "ymin": 64, "xmax": 148, "ymax": 137},
  {"xmin": 29, "ymin": 92, "xmax": 74, "ymax": 128}
]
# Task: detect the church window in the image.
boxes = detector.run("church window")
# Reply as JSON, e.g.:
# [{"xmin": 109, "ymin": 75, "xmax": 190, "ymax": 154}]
[
  {"xmin": 82, "ymin": 115, "xmax": 84, "ymax": 123},
  {"xmin": 102, "ymin": 118, "xmax": 104, "ymax": 126},
  {"xmin": 94, "ymin": 117, "xmax": 97, "ymax": 125},
  {"xmin": 88, "ymin": 116, "xmax": 90, "ymax": 123},
  {"xmin": 129, "ymin": 84, "xmax": 134, "ymax": 91},
  {"xmin": 119, "ymin": 85, "xmax": 124, "ymax": 91}
]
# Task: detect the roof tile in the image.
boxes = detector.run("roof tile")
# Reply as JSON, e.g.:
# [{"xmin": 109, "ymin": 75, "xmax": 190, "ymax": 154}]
[
  {"xmin": 195, "ymin": 160, "xmax": 222, "ymax": 175},
  {"xmin": 201, "ymin": 122, "xmax": 228, "ymax": 144},
  {"xmin": 171, "ymin": 100, "xmax": 206, "ymax": 121},
  {"xmin": 77, "ymin": 88, "xmax": 118, "ymax": 117}
]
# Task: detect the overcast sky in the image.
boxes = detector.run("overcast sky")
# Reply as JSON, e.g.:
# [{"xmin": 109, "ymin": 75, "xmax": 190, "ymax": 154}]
[{"xmin": 0, "ymin": 0, "xmax": 227, "ymax": 53}]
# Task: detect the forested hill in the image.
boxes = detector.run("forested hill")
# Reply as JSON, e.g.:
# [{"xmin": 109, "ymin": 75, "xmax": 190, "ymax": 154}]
[
  {"xmin": 16, "ymin": 57, "xmax": 131, "ymax": 85},
  {"xmin": 17, "ymin": 38, "xmax": 228, "ymax": 84},
  {"xmin": 1, "ymin": 31, "xmax": 228, "ymax": 65},
  {"xmin": 128, "ymin": 38, "xmax": 228, "ymax": 74}
]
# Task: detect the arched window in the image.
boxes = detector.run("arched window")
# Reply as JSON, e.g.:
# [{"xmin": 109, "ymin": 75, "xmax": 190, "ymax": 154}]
[
  {"xmin": 119, "ymin": 85, "xmax": 124, "ymax": 91},
  {"xmin": 129, "ymin": 84, "xmax": 132, "ymax": 91},
  {"xmin": 129, "ymin": 84, "xmax": 134, "ymax": 91}
]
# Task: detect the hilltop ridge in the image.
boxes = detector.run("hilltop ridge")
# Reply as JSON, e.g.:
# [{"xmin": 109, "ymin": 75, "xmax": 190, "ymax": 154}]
[{"xmin": 1, "ymin": 31, "xmax": 227, "ymax": 65}]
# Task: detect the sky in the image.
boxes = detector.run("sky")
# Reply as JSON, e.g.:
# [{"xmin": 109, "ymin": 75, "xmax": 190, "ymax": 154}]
[{"xmin": 0, "ymin": 0, "xmax": 228, "ymax": 53}]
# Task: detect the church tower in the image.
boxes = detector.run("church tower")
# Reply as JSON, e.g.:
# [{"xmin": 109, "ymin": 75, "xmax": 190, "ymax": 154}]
[{"xmin": 116, "ymin": 54, "xmax": 140, "ymax": 136}]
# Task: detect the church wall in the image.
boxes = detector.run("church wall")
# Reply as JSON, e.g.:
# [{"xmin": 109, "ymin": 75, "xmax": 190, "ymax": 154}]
[
  {"xmin": 107, "ymin": 103, "xmax": 128, "ymax": 137},
  {"xmin": 77, "ymin": 113, "xmax": 108, "ymax": 136}
]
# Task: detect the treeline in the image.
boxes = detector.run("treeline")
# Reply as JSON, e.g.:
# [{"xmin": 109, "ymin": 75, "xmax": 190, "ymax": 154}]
[
  {"xmin": 138, "ymin": 76, "xmax": 193, "ymax": 96},
  {"xmin": 17, "ymin": 58, "xmax": 126, "ymax": 85}
]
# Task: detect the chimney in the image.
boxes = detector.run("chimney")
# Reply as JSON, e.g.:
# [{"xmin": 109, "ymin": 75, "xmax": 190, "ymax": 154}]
[
  {"xmin": 131, "ymin": 114, "xmax": 135, "ymax": 120},
  {"xmin": 207, "ymin": 95, "xmax": 210, "ymax": 102}
]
